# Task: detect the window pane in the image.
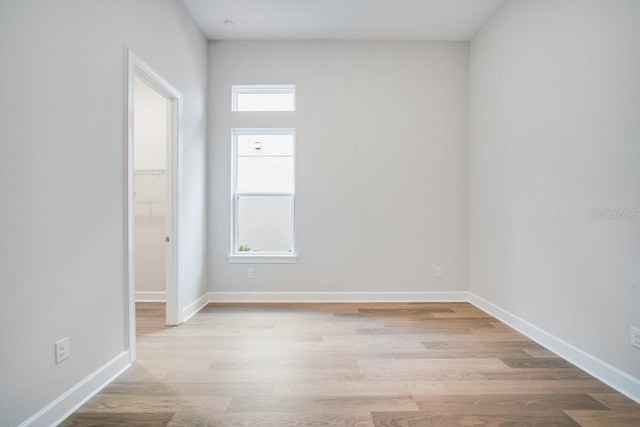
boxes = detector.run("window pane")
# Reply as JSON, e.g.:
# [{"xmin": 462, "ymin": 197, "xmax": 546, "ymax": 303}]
[
  {"xmin": 237, "ymin": 134, "xmax": 294, "ymax": 156},
  {"xmin": 236, "ymin": 93, "xmax": 294, "ymax": 112},
  {"xmin": 237, "ymin": 197, "xmax": 292, "ymax": 252},
  {"xmin": 237, "ymin": 157, "xmax": 293, "ymax": 193}
]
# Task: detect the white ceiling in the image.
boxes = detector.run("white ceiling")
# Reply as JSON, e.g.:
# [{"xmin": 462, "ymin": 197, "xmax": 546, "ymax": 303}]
[{"xmin": 182, "ymin": 0, "xmax": 504, "ymax": 41}]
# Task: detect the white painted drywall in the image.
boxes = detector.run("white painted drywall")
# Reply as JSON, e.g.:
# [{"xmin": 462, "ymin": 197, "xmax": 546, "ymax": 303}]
[
  {"xmin": 470, "ymin": 0, "xmax": 640, "ymax": 384},
  {"xmin": 133, "ymin": 77, "xmax": 167, "ymax": 171},
  {"xmin": 0, "ymin": 1, "xmax": 207, "ymax": 425},
  {"xmin": 208, "ymin": 41, "xmax": 469, "ymax": 294},
  {"xmin": 133, "ymin": 78, "xmax": 167, "ymax": 295}
]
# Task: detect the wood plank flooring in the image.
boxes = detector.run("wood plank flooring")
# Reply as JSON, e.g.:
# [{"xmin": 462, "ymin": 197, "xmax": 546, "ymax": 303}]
[{"xmin": 61, "ymin": 302, "xmax": 640, "ymax": 426}]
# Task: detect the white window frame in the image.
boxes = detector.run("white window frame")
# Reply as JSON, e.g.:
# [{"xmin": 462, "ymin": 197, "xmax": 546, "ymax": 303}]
[
  {"xmin": 231, "ymin": 84, "xmax": 296, "ymax": 112},
  {"xmin": 228, "ymin": 128, "xmax": 297, "ymax": 264}
]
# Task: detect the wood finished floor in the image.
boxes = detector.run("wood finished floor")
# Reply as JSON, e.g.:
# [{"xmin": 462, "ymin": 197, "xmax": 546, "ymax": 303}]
[{"xmin": 61, "ymin": 302, "xmax": 640, "ymax": 426}]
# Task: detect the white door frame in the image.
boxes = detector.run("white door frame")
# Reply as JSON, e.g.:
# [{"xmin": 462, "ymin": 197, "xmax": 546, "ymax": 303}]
[{"xmin": 125, "ymin": 49, "xmax": 183, "ymax": 362}]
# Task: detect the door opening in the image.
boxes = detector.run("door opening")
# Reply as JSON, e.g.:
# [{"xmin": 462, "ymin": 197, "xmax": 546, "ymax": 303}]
[
  {"xmin": 126, "ymin": 50, "xmax": 182, "ymax": 362},
  {"xmin": 133, "ymin": 77, "xmax": 168, "ymax": 305}
]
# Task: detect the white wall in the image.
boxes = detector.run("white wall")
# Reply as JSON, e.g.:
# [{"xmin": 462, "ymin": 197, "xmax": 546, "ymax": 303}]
[
  {"xmin": 470, "ymin": 0, "xmax": 640, "ymax": 390},
  {"xmin": 209, "ymin": 41, "xmax": 469, "ymax": 296},
  {"xmin": 133, "ymin": 78, "xmax": 168, "ymax": 295},
  {"xmin": 134, "ymin": 77, "xmax": 167, "ymax": 171},
  {"xmin": 0, "ymin": 1, "xmax": 207, "ymax": 425}
]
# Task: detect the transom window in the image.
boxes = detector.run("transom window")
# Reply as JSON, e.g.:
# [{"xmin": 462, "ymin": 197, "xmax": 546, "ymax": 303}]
[{"xmin": 231, "ymin": 85, "xmax": 295, "ymax": 112}]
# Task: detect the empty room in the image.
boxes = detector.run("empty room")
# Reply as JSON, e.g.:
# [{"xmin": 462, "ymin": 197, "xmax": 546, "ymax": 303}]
[{"xmin": 1, "ymin": 0, "xmax": 639, "ymax": 426}]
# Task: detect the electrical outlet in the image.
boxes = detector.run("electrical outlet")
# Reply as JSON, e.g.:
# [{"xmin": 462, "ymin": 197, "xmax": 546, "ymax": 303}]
[
  {"xmin": 435, "ymin": 267, "xmax": 443, "ymax": 278},
  {"xmin": 247, "ymin": 268, "xmax": 255, "ymax": 279},
  {"xmin": 56, "ymin": 337, "xmax": 69, "ymax": 364},
  {"xmin": 631, "ymin": 327, "xmax": 640, "ymax": 349}
]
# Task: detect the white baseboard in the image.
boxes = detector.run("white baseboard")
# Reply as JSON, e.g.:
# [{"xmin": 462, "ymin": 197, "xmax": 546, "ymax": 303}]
[
  {"xmin": 135, "ymin": 291, "xmax": 166, "ymax": 302},
  {"xmin": 182, "ymin": 292, "xmax": 211, "ymax": 322},
  {"xmin": 468, "ymin": 292, "xmax": 640, "ymax": 404},
  {"xmin": 207, "ymin": 291, "xmax": 469, "ymax": 303},
  {"xmin": 19, "ymin": 351, "xmax": 130, "ymax": 427}
]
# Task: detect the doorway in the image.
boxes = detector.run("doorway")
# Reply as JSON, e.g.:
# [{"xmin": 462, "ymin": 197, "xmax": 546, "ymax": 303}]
[
  {"xmin": 126, "ymin": 50, "xmax": 182, "ymax": 362},
  {"xmin": 133, "ymin": 77, "xmax": 168, "ymax": 305}
]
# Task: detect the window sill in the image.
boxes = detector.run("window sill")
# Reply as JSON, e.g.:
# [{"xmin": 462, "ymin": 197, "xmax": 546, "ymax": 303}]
[{"xmin": 227, "ymin": 254, "xmax": 298, "ymax": 264}]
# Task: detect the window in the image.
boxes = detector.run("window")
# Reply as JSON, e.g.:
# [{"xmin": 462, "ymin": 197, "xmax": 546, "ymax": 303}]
[
  {"xmin": 229, "ymin": 129, "xmax": 296, "ymax": 263},
  {"xmin": 232, "ymin": 85, "xmax": 295, "ymax": 112}
]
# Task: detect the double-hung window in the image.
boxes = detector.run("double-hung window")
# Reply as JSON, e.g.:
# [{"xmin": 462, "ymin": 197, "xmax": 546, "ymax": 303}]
[{"xmin": 229, "ymin": 129, "xmax": 296, "ymax": 263}]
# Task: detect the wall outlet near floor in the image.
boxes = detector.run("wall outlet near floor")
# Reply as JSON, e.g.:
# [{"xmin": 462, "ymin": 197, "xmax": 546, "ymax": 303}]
[
  {"xmin": 55, "ymin": 337, "xmax": 69, "ymax": 363},
  {"xmin": 435, "ymin": 267, "xmax": 443, "ymax": 278},
  {"xmin": 247, "ymin": 268, "xmax": 255, "ymax": 279},
  {"xmin": 631, "ymin": 327, "xmax": 640, "ymax": 349}
]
